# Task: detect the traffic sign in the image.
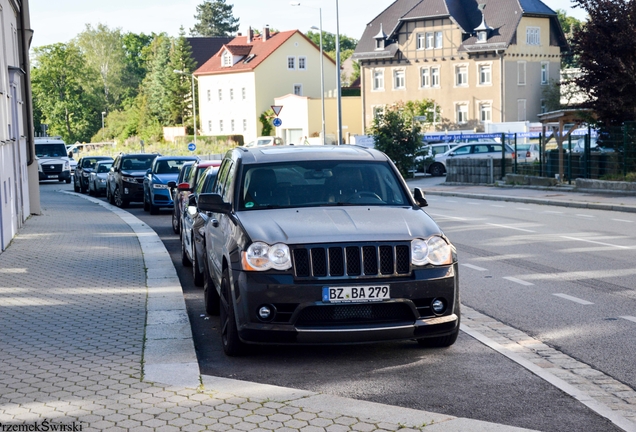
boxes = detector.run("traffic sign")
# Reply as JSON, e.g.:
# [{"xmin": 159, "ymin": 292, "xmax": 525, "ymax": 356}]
[
  {"xmin": 188, "ymin": 142, "xmax": 196, "ymax": 152},
  {"xmin": 271, "ymin": 105, "xmax": 283, "ymax": 116},
  {"xmin": 272, "ymin": 118, "xmax": 282, "ymax": 127}
]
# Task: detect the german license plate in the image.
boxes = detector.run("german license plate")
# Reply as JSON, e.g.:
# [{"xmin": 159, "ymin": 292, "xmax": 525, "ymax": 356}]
[
  {"xmin": 322, "ymin": 286, "xmax": 390, "ymax": 303},
  {"xmin": 47, "ymin": 175, "xmax": 58, "ymax": 179}
]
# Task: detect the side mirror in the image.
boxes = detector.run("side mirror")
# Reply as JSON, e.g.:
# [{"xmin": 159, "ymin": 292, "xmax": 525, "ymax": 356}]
[
  {"xmin": 198, "ymin": 193, "xmax": 231, "ymax": 214},
  {"xmin": 146, "ymin": 168, "xmax": 151, "ymax": 175},
  {"xmin": 167, "ymin": 181, "xmax": 177, "ymax": 188},
  {"xmin": 413, "ymin": 187, "xmax": 428, "ymax": 207},
  {"xmin": 177, "ymin": 182, "xmax": 191, "ymax": 192}
]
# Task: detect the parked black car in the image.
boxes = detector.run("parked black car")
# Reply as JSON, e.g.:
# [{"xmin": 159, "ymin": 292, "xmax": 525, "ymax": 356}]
[
  {"xmin": 106, "ymin": 153, "xmax": 159, "ymax": 207},
  {"xmin": 180, "ymin": 165, "xmax": 221, "ymax": 286},
  {"xmin": 74, "ymin": 156, "xmax": 114, "ymax": 193},
  {"xmin": 197, "ymin": 145, "xmax": 460, "ymax": 356}
]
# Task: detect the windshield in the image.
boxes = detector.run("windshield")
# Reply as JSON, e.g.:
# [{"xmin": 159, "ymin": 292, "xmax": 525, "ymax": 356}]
[
  {"xmin": 238, "ymin": 161, "xmax": 409, "ymax": 210},
  {"xmin": 96, "ymin": 163, "xmax": 112, "ymax": 173},
  {"xmin": 36, "ymin": 143, "xmax": 67, "ymax": 158},
  {"xmin": 122, "ymin": 156, "xmax": 156, "ymax": 171},
  {"xmin": 154, "ymin": 159, "xmax": 192, "ymax": 174}
]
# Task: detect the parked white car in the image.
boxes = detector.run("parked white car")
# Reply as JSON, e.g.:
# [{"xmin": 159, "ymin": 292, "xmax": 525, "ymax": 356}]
[
  {"xmin": 427, "ymin": 141, "xmax": 515, "ymax": 176},
  {"xmin": 515, "ymin": 143, "xmax": 540, "ymax": 162}
]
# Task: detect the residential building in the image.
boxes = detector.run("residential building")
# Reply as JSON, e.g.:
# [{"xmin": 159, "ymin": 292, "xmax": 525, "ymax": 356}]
[
  {"xmin": 1, "ymin": 0, "xmax": 38, "ymax": 253},
  {"xmin": 352, "ymin": 0, "xmax": 568, "ymax": 132},
  {"xmin": 194, "ymin": 26, "xmax": 338, "ymax": 144}
]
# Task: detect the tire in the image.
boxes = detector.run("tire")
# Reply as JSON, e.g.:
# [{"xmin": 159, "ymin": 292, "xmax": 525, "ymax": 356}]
[
  {"xmin": 429, "ymin": 162, "xmax": 446, "ymax": 177},
  {"xmin": 80, "ymin": 182, "xmax": 87, "ymax": 193},
  {"xmin": 172, "ymin": 209, "xmax": 180, "ymax": 234},
  {"xmin": 113, "ymin": 187, "xmax": 128, "ymax": 208},
  {"xmin": 88, "ymin": 184, "xmax": 95, "ymax": 196},
  {"xmin": 181, "ymin": 229, "xmax": 192, "ymax": 267},
  {"xmin": 203, "ymin": 256, "xmax": 220, "ymax": 315},
  {"xmin": 417, "ymin": 314, "xmax": 460, "ymax": 348},
  {"xmin": 65, "ymin": 177, "xmax": 71, "ymax": 184},
  {"xmin": 107, "ymin": 186, "xmax": 115, "ymax": 205},
  {"xmin": 219, "ymin": 269, "xmax": 246, "ymax": 356},
  {"xmin": 192, "ymin": 238, "xmax": 204, "ymax": 287},
  {"xmin": 74, "ymin": 181, "xmax": 80, "ymax": 193},
  {"xmin": 143, "ymin": 193, "xmax": 150, "ymax": 212}
]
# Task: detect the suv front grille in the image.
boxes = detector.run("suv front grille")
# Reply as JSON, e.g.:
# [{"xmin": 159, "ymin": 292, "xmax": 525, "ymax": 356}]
[
  {"xmin": 292, "ymin": 243, "xmax": 410, "ymax": 279},
  {"xmin": 42, "ymin": 164, "xmax": 63, "ymax": 173},
  {"xmin": 296, "ymin": 303, "xmax": 415, "ymax": 328}
]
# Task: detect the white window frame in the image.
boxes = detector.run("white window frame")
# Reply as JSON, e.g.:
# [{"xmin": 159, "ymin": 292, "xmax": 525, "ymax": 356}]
[
  {"xmin": 393, "ymin": 69, "xmax": 405, "ymax": 90},
  {"xmin": 478, "ymin": 101, "xmax": 492, "ymax": 123},
  {"xmin": 455, "ymin": 102, "xmax": 469, "ymax": 124},
  {"xmin": 455, "ymin": 64, "xmax": 468, "ymax": 87},
  {"xmin": 372, "ymin": 68, "xmax": 384, "ymax": 91},
  {"xmin": 218, "ymin": 89, "xmax": 223, "ymax": 101},
  {"xmin": 426, "ymin": 32, "xmax": 434, "ymax": 49},
  {"xmin": 517, "ymin": 99, "xmax": 527, "ymax": 121},
  {"xmin": 207, "ymin": 89, "xmax": 211, "ymax": 102},
  {"xmin": 222, "ymin": 50, "xmax": 233, "ymax": 67},
  {"xmin": 540, "ymin": 99, "xmax": 547, "ymax": 114},
  {"xmin": 526, "ymin": 27, "xmax": 540, "ymax": 46},
  {"xmin": 219, "ymin": 119, "xmax": 224, "ymax": 132},
  {"xmin": 372, "ymin": 105, "xmax": 385, "ymax": 119},
  {"xmin": 431, "ymin": 66, "xmax": 441, "ymax": 88},
  {"xmin": 287, "ymin": 56, "xmax": 296, "ymax": 70},
  {"xmin": 242, "ymin": 87, "xmax": 246, "ymax": 100},
  {"xmin": 229, "ymin": 89, "xmax": 234, "ymax": 100},
  {"xmin": 477, "ymin": 62, "xmax": 492, "ymax": 86},
  {"xmin": 435, "ymin": 31, "xmax": 443, "ymax": 49},
  {"xmin": 518, "ymin": 61, "xmax": 526, "ymax": 86},
  {"xmin": 243, "ymin": 119, "xmax": 247, "ymax": 132},
  {"xmin": 298, "ymin": 56, "xmax": 307, "ymax": 70},
  {"xmin": 541, "ymin": 62, "xmax": 549, "ymax": 85},
  {"xmin": 231, "ymin": 119, "xmax": 235, "ymax": 132},
  {"xmin": 208, "ymin": 120, "xmax": 212, "ymax": 132},
  {"xmin": 293, "ymin": 83, "xmax": 303, "ymax": 95},
  {"xmin": 477, "ymin": 31, "xmax": 487, "ymax": 43},
  {"xmin": 420, "ymin": 67, "xmax": 430, "ymax": 88},
  {"xmin": 416, "ymin": 33, "xmax": 425, "ymax": 50}
]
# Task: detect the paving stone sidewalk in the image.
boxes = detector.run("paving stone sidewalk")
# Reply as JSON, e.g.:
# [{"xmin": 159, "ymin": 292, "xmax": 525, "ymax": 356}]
[{"xmin": 0, "ymin": 190, "xmax": 535, "ymax": 431}]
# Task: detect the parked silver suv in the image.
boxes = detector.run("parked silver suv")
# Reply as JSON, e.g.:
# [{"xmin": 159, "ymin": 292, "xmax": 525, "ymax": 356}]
[{"xmin": 427, "ymin": 141, "xmax": 515, "ymax": 176}]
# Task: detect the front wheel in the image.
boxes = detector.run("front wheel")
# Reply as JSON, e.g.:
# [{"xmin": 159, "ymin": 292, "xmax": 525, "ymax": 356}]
[
  {"xmin": 429, "ymin": 162, "xmax": 446, "ymax": 177},
  {"xmin": 219, "ymin": 269, "xmax": 246, "ymax": 356},
  {"xmin": 143, "ymin": 193, "xmax": 150, "ymax": 212},
  {"xmin": 192, "ymin": 239, "xmax": 204, "ymax": 287},
  {"xmin": 180, "ymin": 229, "xmax": 192, "ymax": 267},
  {"xmin": 172, "ymin": 210, "xmax": 180, "ymax": 234},
  {"xmin": 203, "ymin": 256, "xmax": 220, "ymax": 315},
  {"xmin": 417, "ymin": 316, "xmax": 460, "ymax": 348}
]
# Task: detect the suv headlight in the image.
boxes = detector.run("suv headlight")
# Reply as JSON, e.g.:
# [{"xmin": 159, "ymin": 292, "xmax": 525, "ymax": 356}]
[
  {"xmin": 242, "ymin": 242, "xmax": 292, "ymax": 271},
  {"xmin": 122, "ymin": 176, "xmax": 137, "ymax": 183},
  {"xmin": 411, "ymin": 236, "xmax": 452, "ymax": 266},
  {"xmin": 64, "ymin": 161, "xmax": 70, "ymax": 170}
]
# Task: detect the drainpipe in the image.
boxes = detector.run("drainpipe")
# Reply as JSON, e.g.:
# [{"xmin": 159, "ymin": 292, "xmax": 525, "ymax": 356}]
[
  {"xmin": 18, "ymin": 1, "xmax": 35, "ymax": 166},
  {"xmin": 498, "ymin": 49, "xmax": 504, "ymax": 122}
]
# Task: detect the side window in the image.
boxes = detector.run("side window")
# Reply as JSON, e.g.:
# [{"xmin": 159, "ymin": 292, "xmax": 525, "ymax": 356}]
[
  {"xmin": 195, "ymin": 171, "xmax": 208, "ymax": 194},
  {"xmin": 187, "ymin": 164, "xmax": 198, "ymax": 186},
  {"xmin": 222, "ymin": 162, "xmax": 237, "ymax": 202},
  {"xmin": 214, "ymin": 159, "xmax": 232, "ymax": 195}
]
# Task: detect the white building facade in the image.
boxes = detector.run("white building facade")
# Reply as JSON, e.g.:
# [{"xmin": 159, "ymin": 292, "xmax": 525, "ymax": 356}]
[{"xmin": 0, "ymin": 0, "xmax": 38, "ymax": 253}]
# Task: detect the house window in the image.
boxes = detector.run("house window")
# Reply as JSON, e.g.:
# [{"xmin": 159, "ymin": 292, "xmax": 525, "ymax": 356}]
[
  {"xmin": 431, "ymin": 67, "xmax": 440, "ymax": 87},
  {"xmin": 222, "ymin": 50, "xmax": 233, "ymax": 67},
  {"xmin": 287, "ymin": 56, "xmax": 295, "ymax": 70},
  {"xmin": 479, "ymin": 64, "xmax": 491, "ymax": 85},
  {"xmin": 373, "ymin": 69, "xmax": 384, "ymax": 90},
  {"xmin": 540, "ymin": 99, "xmax": 547, "ymax": 114},
  {"xmin": 372, "ymin": 105, "xmax": 385, "ymax": 119},
  {"xmin": 518, "ymin": 62, "xmax": 526, "ymax": 85},
  {"xmin": 230, "ymin": 89, "xmax": 234, "ymax": 100},
  {"xmin": 242, "ymin": 88, "xmax": 246, "ymax": 100},
  {"xmin": 218, "ymin": 89, "xmax": 223, "ymax": 101},
  {"xmin": 208, "ymin": 120, "xmax": 212, "ymax": 132},
  {"xmin": 517, "ymin": 99, "xmax": 527, "ymax": 121},
  {"xmin": 425, "ymin": 32, "xmax": 434, "ymax": 49},
  {"xmin": 298, "ymin": 56, "xmax": 307, "ymax": 70},
  {"xmin": 456, "ymin": 65, "xmax": 468, "ymax": 87},
  {"xmin": 480, "ymin": 103, "xmax": 492, "ymax": 123},
  {"xmin": 477, "ymin": 31, "xmax": 487, "ymax": 43},
  {"xmin": 456, "ymin": 104, "xmax": 468, "ymax": 124},
  {"xmin": 293, "ymin": 84, "xmax": 303, "ymax": 95},
  {"xmin": 420, "ymin": 68, "xmax": 430, "ymax": 88},
  {"xmin": 393, "ymin": 69, "xmax": 405, "ymax": 90},
  {"xmin": 219, "ymin": 120, "xmax": 224, "ymax": 132},
  {"xmin": 416, "ymin": 33, "xmax": 425, "ymax": 50},
  {"xmin": 541, "ymin": 62, "xmax": 549, "ymax": 85},
  {"xmin": 231, "ymin": 119, "xmax": 235, "ymax": 132},
  {"xmin": 526, "ymin": 27, "xmax": 540, "ymax": 46},
  {"xmin": 243, "ymin": 119, "xmax": 247, "ymax": 131},
  {"xmin": 207, "ymin": 89, "xmax": 211, "ymax": 102},
  {"xmin": 435, "ymin": 31, "xmax": 443, "ymax": 48}
]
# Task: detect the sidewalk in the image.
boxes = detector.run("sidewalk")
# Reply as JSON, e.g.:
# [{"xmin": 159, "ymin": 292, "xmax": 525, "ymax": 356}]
[
  {"xmin": 4, "ymin": 183, "xmax": 628, "ymax": 432},
  {"xmin": 407, "ymin": 177, "xmax": 636, "ymax": 213}
]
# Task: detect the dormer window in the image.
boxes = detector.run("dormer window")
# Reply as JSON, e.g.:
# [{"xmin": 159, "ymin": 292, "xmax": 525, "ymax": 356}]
[
  {"xmin": 374, "ymin": 23, "xmax": 387, "ymax": 51},
  {"xmin": 375, "ymin": 39, "xmax": 384, "ymax": 50},
  {"xmin": 222, "ymin": 50, "xmax": 233, "ymax": 67},
  {"xmin": 474, "ymin": 4, "xmax": 492, "ymax": 44},
  {"xmin": 477, "ymin": 31, "xmax": 487, "ymax": 43}
]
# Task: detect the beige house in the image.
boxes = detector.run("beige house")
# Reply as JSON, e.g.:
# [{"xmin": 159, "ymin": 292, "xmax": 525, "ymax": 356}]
[
  {"xmin": 194, "ymin": 26, "xmax": 338, "ymax": 144},
  {"xmin": 352, "ymin": 0, "xmax": 568, "ymax": 132},
  {"xmin": 0, "ymin": 0, "xmax": 38, "ymax": 252}
]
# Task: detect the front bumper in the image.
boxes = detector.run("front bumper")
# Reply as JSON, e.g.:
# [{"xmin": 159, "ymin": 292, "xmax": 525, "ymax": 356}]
[
  {"xmin": 122, "ymin": 180, "xmax": 144, "ymax": 202},
  {"xmin": 230, "ymin": 264, "xmax": 459, "ymax": 345},
  {"xmin": 39, "ymin": 170, "xmax": 71, "ymax": 181},
  {"xmin": 151, "ymin": 188, "xmax": 174, "ymax": 208}
]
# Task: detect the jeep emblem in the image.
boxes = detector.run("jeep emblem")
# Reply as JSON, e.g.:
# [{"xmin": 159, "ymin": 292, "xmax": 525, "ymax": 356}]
[{"xmin": 50, "ymin": 166, "xmax": 55, "ymax": 169}]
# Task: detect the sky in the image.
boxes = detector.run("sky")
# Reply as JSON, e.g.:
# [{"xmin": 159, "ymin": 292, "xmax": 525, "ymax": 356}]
[{"xmin": 28, "ymin": 0, "xmax": 588, "ymax": 49}]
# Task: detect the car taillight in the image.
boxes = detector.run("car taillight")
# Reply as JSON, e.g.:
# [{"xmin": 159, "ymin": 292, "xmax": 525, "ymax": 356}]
[{"xmin": 526, "ymin": 151, "xmax": 531, "ymax": 158}]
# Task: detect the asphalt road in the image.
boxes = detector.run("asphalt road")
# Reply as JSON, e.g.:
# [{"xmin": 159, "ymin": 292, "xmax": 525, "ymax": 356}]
[{"xmin": 49, "ymin": 181, "xmax": 622, "ymax": 432}]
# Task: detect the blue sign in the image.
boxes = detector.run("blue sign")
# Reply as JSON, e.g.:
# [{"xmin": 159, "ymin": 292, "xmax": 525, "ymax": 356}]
[
  {"xmin": 272, "ymin": 117, "xmax": 282, "ymax": 127},
  {"xmin": 188, "ymin": 142, "xmax": 196, "ymax": 152}
]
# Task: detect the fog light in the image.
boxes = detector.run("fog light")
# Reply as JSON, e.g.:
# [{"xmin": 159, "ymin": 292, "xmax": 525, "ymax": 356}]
[
  {"xmin": 124, "ymin": 188, "xmax": 129, "ymax": 194},
  {"xmin": 258, "ymin": 305, "xmax": 272, "ymax": 320},
  {"xmin": 431, "ymin": 298, "xmax": 446, "ymax": 315}
]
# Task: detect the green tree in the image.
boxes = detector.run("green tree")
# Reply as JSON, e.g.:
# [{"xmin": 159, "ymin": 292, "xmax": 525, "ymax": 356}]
[
  {"xmin": 190, "ymin": 0, "xmax": 239, "ymax": 37},
  {"xmin": 31, "ymin": 43, "xmax": 101, "ymax": 143},
  {"xmin": 76, "ymin": 23, "xmax": 126, "ymax": 111},
  {"xmin": 168, "ymin": 27, "xmax": 197, "ymax": 127},
  {"xmin": 121, "ymin": 32, "xmax": 154, "ymax": 103},
  {"xmin": 306, "ymin": 31, "xmax": 357, "ymax": 53},
  {"xmin": 368, "ymin": 102, "xmax": 423, "ymax": 178},
  {"xmin": 142, "ymin": 34, "xmax": 173, "ymax": 126},
  {"xmin": 556, "ymin": 9, "xmax": 584, "ymax": 67}
]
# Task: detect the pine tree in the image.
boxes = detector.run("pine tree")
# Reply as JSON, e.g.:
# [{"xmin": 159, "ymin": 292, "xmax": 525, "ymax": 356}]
[
  {"xmin": 168, "ymin": 27, "xmax": 197, "ymax": 127},
  {"xmin": 190, "ymin": 0, "xmax": 239, "ymax": 37}
]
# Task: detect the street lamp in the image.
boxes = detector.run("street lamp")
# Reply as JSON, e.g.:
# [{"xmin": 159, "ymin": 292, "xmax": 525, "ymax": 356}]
[
  {"xmin": 173, "ymin": 69, "xmax": 197, "ymax": 146},
  {"xmin": 335, "ymin": 0, "xmax": 342, "ymax": 145},
  {"xmin": 291, "ymin": 2, "xmax": 325, "ymax": 144},
  {"xmin": 101, "ymin": 111, "xmax": 106, "ymax": 142}
]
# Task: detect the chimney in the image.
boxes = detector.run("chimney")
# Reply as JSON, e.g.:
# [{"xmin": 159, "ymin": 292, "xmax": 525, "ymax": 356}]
[
  {"xmin": 247, "ymin": 26, "xmax": 253, "ymax": 43},
  {"xmin": 263, "ymin": 25, "xmax": 270, "ymax": 42}
]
